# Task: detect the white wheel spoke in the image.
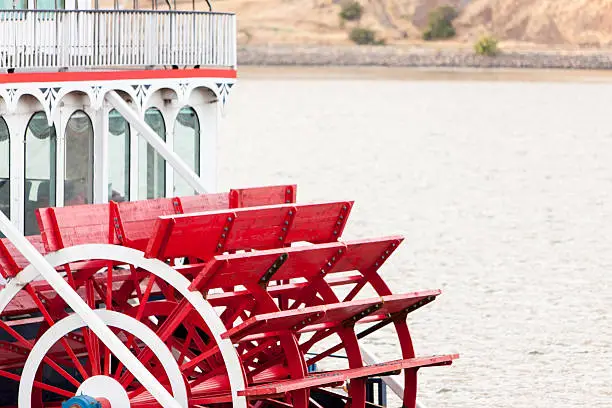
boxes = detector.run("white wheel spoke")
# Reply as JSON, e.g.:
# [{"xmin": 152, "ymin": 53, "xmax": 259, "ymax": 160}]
[{"xmin": 0, "ymin": 215, "xmax": 181, "ymax": 408}]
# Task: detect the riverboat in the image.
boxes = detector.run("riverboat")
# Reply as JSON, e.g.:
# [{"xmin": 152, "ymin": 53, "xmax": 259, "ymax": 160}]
[{"xmin": 0, "ymin": 2, "xmax": 457, "ymax": 407}]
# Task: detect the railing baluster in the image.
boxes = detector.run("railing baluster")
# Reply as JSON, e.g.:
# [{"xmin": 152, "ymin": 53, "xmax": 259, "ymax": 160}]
[
  {"xmin": 126, "ymin": 11, "xmax": 130, "ymax": 67},
  {"xmin": 0, "ymin": 10, "xmax": 234, "ymax": 71}
]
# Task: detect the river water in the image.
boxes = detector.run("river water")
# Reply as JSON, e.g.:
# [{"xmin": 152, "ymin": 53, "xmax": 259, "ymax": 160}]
[{"xmin": 218, "ymin": 67, "xmax": 611, "ymax": 408}]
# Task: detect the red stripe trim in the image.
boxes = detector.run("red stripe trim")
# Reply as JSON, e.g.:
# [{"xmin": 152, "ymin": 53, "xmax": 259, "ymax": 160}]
[{"xmin": 0, "ymin": 68, "xmax": 237, "ymax": 84}]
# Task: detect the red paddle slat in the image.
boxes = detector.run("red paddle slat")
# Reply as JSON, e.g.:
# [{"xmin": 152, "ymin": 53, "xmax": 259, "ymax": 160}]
[
  {"xmin": 241, "ymin": 355, "xmax": 459, "ymax": 397},
  {"xmin": 188, "ymin": 236, "xmax": 401, "ymax": 291},
  {"xmin": 37, "ymin": 205, "xmax": 115, "ymax": 252},
  {"xmin": 0, "ymin": 236, "xmax": 47, "ymax": 277},
  {"xmin": 222, "ymin": 291, "xmax": 440, "ymax": 342},
  {"xmin": 34, "ymin": 185, "xmax": 299, "ymax": 254},
  {"xmin": 145, "ymin": 201, "xmax": 354, "ymax": 260},
  {"xmin": 229, "ymin": 185, "xmax": 296, "ymax": 208}
]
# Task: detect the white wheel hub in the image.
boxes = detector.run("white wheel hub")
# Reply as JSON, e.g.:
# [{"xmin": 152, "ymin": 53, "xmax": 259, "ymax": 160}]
[{"xmin": 77, "ymin": 376, "xmax": 130, "ymax": 407}]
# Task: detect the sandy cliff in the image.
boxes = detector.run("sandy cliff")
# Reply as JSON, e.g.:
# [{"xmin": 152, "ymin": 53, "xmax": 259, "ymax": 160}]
[
  {"xmin": 202, "ymin": 0, "xmax": 612, "ymax": 47},
  {"xmin": 457, "ymin": 0, "xmax": 612, "ymax": 46}
]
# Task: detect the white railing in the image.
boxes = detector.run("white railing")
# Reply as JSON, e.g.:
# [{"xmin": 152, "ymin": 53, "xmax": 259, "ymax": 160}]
[{"xmin": 0, "ymin": 10, "xmax": 236, "ymax": 70}]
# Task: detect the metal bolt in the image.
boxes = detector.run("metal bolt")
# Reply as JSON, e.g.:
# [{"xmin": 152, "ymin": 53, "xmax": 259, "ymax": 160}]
[
  {"xmin": 288, "ymin": 211, "xmax": 293, "ymax": 216},
  {"xmin": 333, "ymin": 231, "xmax": 338, "ymax": 235},
  {"xmin": 227, "ymin": 217, "xmax": 233, "ymax": 222},
  {"xmin": 221, "ymin": 234, "xmax": 226, "ymax": 238},
  {"xmin": 342, "ymin": 206, "xmax": 347, "ymax": 210}
]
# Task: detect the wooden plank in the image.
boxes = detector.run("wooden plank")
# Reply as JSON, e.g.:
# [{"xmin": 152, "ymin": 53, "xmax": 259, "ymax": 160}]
[
  {"xmin": 229, "ymin": 185, "xmax": 296, "ymax": 208},
  {"xmin": 241, "ymin": 355, "xmax": 458, "ymax": 397},
  {"xmin": 189, "ymin": 237, "xmax": 401, "ymax": 291},
  {"xmin": 205, "ymin": 273, "xmax": 363, "ymax": 307},
  {"xmin": 53, "ymin": 205, "xmax": 114, "ymax": 249},
  {"xmin": 36, "ymin": 208, "xmax": 60, "ymax": 253},
  {"xmin": 32, "ymin": 186, "xmax": 302, "ymax": 256},
  {"xmin": 178, "ymin": 193, "xmax": 229, "ymax": 214},
  {"xmin": 145, "ymin": 201, "xmax": 354, "ymax": 260},
  {"xmin": 0, "ymin": 235, "xmax": 47, "ymax": 276},
  {"xmin": 222, "ymin": 291, "xmax": 440, "ymax": 341},
  {"xmin": 115, "ymin": 197, "xmax": 179, "ymax": 251},
  {"xmin": 121, "ymin": 187, "xmax": 300, "ymax": 252}
]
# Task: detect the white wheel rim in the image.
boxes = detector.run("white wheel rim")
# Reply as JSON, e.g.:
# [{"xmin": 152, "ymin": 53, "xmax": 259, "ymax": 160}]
[
  {"xmin": 19, "ymin": 310, "xmax": 187, "ymax": 408},
  {"xmin": 0, "ymin": 244, "xmax": 246, "ymax": 408}
]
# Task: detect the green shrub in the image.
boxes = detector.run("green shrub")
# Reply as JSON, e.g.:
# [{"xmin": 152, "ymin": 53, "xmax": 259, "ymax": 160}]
[
  {"xmin": 474, "ymin": 35, "xmax": 499, "ymax": 56},
  {"xmin": 422, "ymin": 5, "xmax": 458, "ymax": 40},
  {"xmin": 349, "ymin": 27, "xmax": 385, "ymax": 45},
  {"xmin": 340, "ymin": 1, "xmax": 364, "ymax": 22}
]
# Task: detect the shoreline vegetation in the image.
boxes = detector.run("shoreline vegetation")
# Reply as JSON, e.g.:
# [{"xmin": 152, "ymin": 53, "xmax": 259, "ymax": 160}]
[{"xmin": 238, "ymin": 45, "xmax": 612, "ymax": 71}]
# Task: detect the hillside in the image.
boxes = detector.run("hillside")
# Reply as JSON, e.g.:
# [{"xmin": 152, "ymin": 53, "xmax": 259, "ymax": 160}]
[
  {"xmin": 456, "ymin": 0, "xmax": 612, "ymax": 47},
  {"xmin": 203, "ymin": 0, "xmax": 612, "ymax": 47}
]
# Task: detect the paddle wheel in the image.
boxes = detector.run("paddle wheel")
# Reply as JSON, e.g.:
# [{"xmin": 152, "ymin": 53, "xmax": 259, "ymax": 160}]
[
  {"xmin": 0, "ymin": 185, "xmax": 457, "ymax": 407},
  {"xmin": 0, "ymin": 3, "xmax": 457, "ymax": 407}
]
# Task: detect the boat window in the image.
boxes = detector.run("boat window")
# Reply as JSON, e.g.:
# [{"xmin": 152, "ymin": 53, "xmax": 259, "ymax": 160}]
[
  {"xmin": 173, "ymin": 107, "xmax": 200, "ymax": 196},
  {"xmin": 24, "ymin": 112, "xmax": 56, "ymax": 236},
  {"xmin": 35, "ymin": 0, "xmax": 65, "ymax": 9},
  {"xmin": 139, "ymin": 108, "xmax": 166, "ymax": 199},
  {"xmin": 0, "ymin": 0, "xmax": 25, "ymax": 9},
  {"xmin": 108, "ymin": 109, "xmax": 130, "ymax": 202},
  {"xmin": 64, "ymin": 110, "xmax": 94, "ymax": 206},
  {"xmin": 0, "ymin": 117, "xmax": 9, "ymax": 238}
]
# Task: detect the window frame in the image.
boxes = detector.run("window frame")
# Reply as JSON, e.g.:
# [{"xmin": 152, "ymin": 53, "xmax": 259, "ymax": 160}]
[
  {"xmin": 24, "ymin": 111, "xmax": 57, "ymax": 236},
  {"xmin": 173, "ymin": 106, "xmax": 200, "ymax": 197},
  {"xmin": 64, "ymin": 109, "xmax": 94, "ymax": 207}
]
